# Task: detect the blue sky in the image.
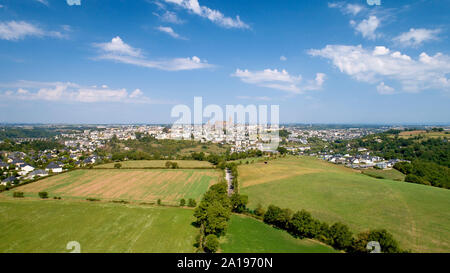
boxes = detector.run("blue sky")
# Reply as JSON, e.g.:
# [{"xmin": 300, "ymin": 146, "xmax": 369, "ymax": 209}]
[{"xmin": 0, "ymin": 0, "xmax": 449, "ymax": 124}]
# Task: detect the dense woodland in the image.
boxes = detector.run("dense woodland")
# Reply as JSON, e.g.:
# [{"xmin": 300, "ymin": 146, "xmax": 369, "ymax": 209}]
[{"xmin": 0, "ymin": 139, "xmax": 64, "ymax": 153}]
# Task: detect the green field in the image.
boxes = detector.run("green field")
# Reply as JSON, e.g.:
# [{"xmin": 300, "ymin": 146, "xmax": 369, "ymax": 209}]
[
  {"xmin": 8, "ymin": 169, "xmax": 219, "ymax": 205},
  {"xmin": 362, "ymin": 168, "xmax": 405, "ymax": 181},
  {"xmin": 221, "ymin": 215, "xmax": 337, "ymax": 253},
  {"xmin": 239, "ymin": 156, "xmax": 450, "ymax": 252},
  {"xmin": 95, "ymin": 160, "xmax": 213, "ymax": 169},
  {"xmin": 398, "ymin": 130, "xmax": 448, "ymax": 139},
  {"xmin": 0, "ymin": 199, "xmax": 197, "ymax": 253}
]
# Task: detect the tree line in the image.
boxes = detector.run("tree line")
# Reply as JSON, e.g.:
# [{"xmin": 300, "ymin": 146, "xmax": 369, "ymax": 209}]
[
  {"xmin": 261, "ymin": 205, "xmax": 403, "ymax": 253},
  {"xmin": 192, "ymin": 181, "xmax": 249, "ymax": 253},
  {"xmin": 394, "ymin": 161, "xmax": 450, "ymax": 189}
]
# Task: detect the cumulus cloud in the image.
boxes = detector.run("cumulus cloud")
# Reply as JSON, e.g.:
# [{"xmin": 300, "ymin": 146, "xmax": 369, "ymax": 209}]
[
  {"xmin": 93, "ymin": 36, "xmax": 212, "ymax": 71},
  {"xmin": 309, "ymin": 44, "xmax": 450, "ymax": 93},
  {"xmin": 231, "ymin": 69, "xmax": 325, "ymax": 94},
  {"xmin": 0, "ymin": 21, "xmax": 66, "ymax": 41},
  {"xmin": 163, "ymin": 0, "xmax": 249, "ymax": 29},
  {"xmin": 94, "ymin": 36, "xmax": 142, "ymax": 57},
  {"xmin": 156, "ymin": 26, "xmax": 185, "ymax": 39},
  {"xmin": 0, "ymin": 81, "xmax": 165, "ymax": 104},
  {"xmin": 394, "ymin": 28, "xmax": 441, "ymax": 47},
  {"xmin": 67, "ymin": 0, "xmax": 81, "ymax": 6},
  {"xmin": 351, "ymin": 16, "xmax": 380, "ymax": 40}
]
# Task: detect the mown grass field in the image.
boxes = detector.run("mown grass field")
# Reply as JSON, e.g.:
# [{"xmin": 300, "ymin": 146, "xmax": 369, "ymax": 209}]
[
  {"xmin": 398, "ymin": 130, "xmax": 448, "ymax": 139},
  {"xmin": 94, "ymin": 160, "xmax": 213, "ymax": 169},
  {"xmin": 8, "ymin": 169, "xmax": 220, "ymax": 204},
  {"xmin": 0, "ymin": 199, "xmax": 197, "ymax": 253},
  {"xmin": 221, "ymin": 215, "xmax": 337, "ymax": 253},
  {"xmin": 362, "ymin": 168, "xmax": 405, "ymax": 181},
  {"xmin": 179, "ymin": 143, "xmax": 228, "ymax": 157},
  {"xmin": 238, "ymin": 156, "xmax": 450, "ymax": 253}
]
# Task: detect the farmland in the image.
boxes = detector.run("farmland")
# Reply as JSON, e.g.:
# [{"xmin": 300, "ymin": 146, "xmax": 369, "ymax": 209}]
[
  {"xmin": 397, "ymin": 130, "xmax": 448, "ymax": 139},
  {"xmin": 221, "ymin": 215, "xmax": 337, "ymax": 253},
  {"xmin": 238, "ymin": 156, "xmax": 450, "ymax": 252},
  {"xmin": 0, "ymin": 199, "xmax": 197, "ymax": 253},
  {"xmin": 8, "ymin": 169, "xmax": 220, "ymax": 204},
  {"xmin": 94, "ymin": 160, "xmax": 213, "ymax": 169}
]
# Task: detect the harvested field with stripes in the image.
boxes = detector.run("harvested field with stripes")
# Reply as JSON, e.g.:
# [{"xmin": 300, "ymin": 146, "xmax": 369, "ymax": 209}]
[{"xmin": 12, "ymin": 169, "xmax": 220, "ymax": 204}]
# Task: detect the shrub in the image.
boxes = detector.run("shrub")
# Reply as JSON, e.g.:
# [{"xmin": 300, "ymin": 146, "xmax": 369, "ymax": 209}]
[
  {"xmin": 264, "ymin": 205, "xmax": 292, "ymax": 229},
  {"xmin": 329, "ymin": 222, "xmax": 353, "ymax": 251},
  {"xmin": 86, "ymin": 198, "xmax": 100, "ymax": 201},
  {"xmin": 157, "ymin": 199, "xmax": 161, "ymax": 205},
  {"xmin": 188, "ymin": 198, "xmax": 197, "ymax": 207},
  {"xmin": 204, "ymin": 234, "xmax": 219, "ymax": 253},
  {"xmin": 405, "ymin": 174, "xmax": 430, "ymax": 185},
  {"xmin": 180, "ymin": 198, "xmax": 186, "ymax": 207},
  {"xmin": 38, "ymin": 192, "xmax": 49, "ymax": 199},
  {"xmin": 230, "ymin": 193, "xmax": 248, "ymax": 213},
  {"xmin": 288, "ymin": 210, "xmax": 320, "ymax": 239},
  {"xmin": 254, "ymin": 204, "xmax": 265, "ymax": 217},
  {"xmin": 165, "ymin": 161, "xmax": 172, "ymax": 168},
  {"xmin": 114, "ymin": 163, "xmax": 122, "ymax": 169},
  {"xmin": 352, "ymin": 229, "xmax": 401, "ymax": 253},
  {"xmin": 13, "ymin": 191, "xmax": 24, "ymax": 198}
]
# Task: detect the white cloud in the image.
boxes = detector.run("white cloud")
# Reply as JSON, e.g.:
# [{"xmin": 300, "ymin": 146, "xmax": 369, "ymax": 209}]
[
  {"xmin": 345, "ymin": 4, "xmax": 364, "ymax": 15},
  {"xmin": 328, "ymin": 2, "xmax": 365, "ymax": 15},
  {"xmin": 129, "ymin": 88, "xmax": 144, "ymax": 98},
  {"xmin": 231, "ymin": 69, "xmax": 325, "ymax": 94},
  {"xmin": 373, "ymin": 46, "xmax": 390, "ymax": 56},
  {"xmin": 94, "ymin": 36, "xmax": 212, "ymax": 71},
  {"xmin": 36, "ymin": 0, "xmax": 49, "ymax": 6},
  {"xmin": 0, "ymin": 21, "xmax": 66, "ymax": 41},
  {"xmin": 394, "ymin": 28, "xmax": 440, "ymax": 47},
  {"xmin": 94, "ymin": 36, "xmax": 142, "ymax": 57},
  {"xmin": 280, "ymin": 56, "xmax": 287, "ymax": 61},
  {"xmin": 309, "ymin": 44, "xmax": 450, "ymax": 93},
  {"xmin": 351, "ymin": 16, "xmax": 380, "ymax": 40},
  {"xmin": 156, "ymin": 26, "xmax": 185, "ymax": 39},
  {"xmin": 377, "ymin": 82, "xmax": 395, "ymax": 95},
  {"xmin": 0, "ymin": 81, "xmax": 165, "ymax": 104},
  {"xmin": 163, "ymin": 0, "xmax": 249, "ymax": 29},
  {"xmin": 67, "ymin": 0, "xmax": 81, "ymax": 6},
  {"xmin": 153, "ymin": 10, "xmax": 184, "ymax": 24},
  {"xmin": 236, "ymin": 96, "xmax": 272, "ymax": 101}
]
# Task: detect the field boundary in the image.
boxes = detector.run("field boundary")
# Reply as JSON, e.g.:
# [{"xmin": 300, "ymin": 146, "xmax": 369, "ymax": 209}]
[{"xmin": 90, "ymin": 166, "xmax": 215, "ymax": 170}]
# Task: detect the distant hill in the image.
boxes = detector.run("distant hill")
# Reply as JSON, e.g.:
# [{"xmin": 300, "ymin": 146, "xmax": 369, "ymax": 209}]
[{"xmin": 238, "ymin": 156, "xmax": 450, "ymax": 252}]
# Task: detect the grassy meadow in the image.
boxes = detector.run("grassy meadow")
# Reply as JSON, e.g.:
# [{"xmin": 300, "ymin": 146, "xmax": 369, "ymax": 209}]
[
  {"xmin": 238, "ymin": 156, "xmax": 450, "ymax": 252},
  {"xmin": 94, "ymin": 160, "xmax": 213, "ymax": 169},
  {"xmin": 0, "ymin": 199, "xmax": 197, "ymax": 253},
  {"xmin": 361, "ymin": 168, "xmax": 406, "ymax": 181},
  {"xmin": 221, "ymin": 215, "xmax": 337, "ymax": 253},
  {"xmin": 7, "ymin": 169, "xmax": 220, "ymax": 204}
]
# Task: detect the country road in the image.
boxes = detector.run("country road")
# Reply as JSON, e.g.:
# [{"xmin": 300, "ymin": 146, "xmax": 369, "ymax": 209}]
[{"xmin": 225, "ymin": 168, "xmax": 234, "ymax": 196}]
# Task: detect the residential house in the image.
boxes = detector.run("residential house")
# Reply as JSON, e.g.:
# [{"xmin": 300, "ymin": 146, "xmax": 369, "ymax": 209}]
[
  {"xmin": 45, "ymin": 162, "xmax": 63, "ymax": 173},
  {"xmin": 18, "ymin": 164, "xmax": 35, "ymax": 176},
  {"xmin": 1, "ymin": 176, "xmax": 16, "ymax": 185},
  {"xmin": 27, "ymin": 169, "xmax": 48, "ymax": 179}
]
